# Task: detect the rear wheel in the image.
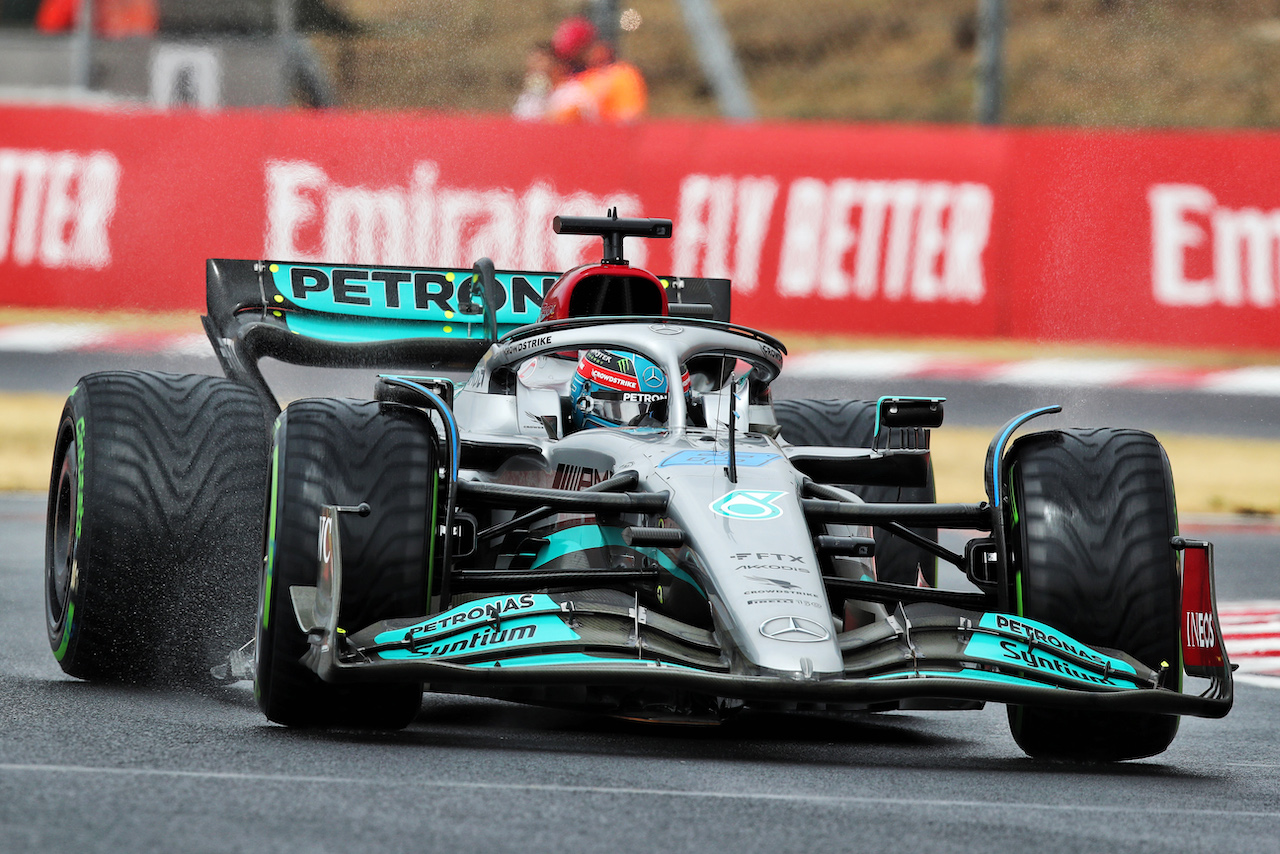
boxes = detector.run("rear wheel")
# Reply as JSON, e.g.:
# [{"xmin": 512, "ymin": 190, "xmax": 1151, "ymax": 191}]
[
  {"xmin": 774, "ymin": 398, "xmax": 937, "ymax": 586},
  {"xmin": 45, "ymin": 371, "xmax": 270, "ymax": 683},
  {"xmin": 1004, "ymin": 427, "xmax": 1181, "ymax": 761},
  {"xmin": 255, "ymin": 399, "xmax": 435, "ymax": 729}
]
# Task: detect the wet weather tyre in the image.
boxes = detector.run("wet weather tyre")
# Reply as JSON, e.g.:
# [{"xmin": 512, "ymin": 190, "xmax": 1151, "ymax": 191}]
[
  {"xmin": 255, "ymin": 399, "xmax": 435, "ymax": 729},
  {"xmin": 774, "ymin": 399, "xmax": 937, "ymax": 586},
  {"xmin": 44, "ymin": 371, "xmax": 271, "ymax": 683},
  {"xmin": 1004, "ymin": 428, "xmax": 1182, "ymax": 761}
]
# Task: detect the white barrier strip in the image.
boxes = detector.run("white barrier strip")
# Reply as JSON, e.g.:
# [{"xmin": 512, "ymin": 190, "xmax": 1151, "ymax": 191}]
[
  {"xmin": 1, "ymin": 328, "xmax": 1277, "ymax": 395},
  {"xmin": 1220, "ymin": 602, "xmax": 1280, "ymax": 684},
  {"xmin": 787, "ymin": 350, "xmax": 1280, "ymax": 397},
  {"xmin": 0, "ymin": 324, "xmax": 208, "ymax": 357},
  {"xmin": 0, "ymin": 323, "xmax": 113, "ymax": 352}
]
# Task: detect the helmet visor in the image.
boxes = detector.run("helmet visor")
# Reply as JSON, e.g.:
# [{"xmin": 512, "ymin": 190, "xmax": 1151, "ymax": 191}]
[{"xmin": 576, "ymin": 389, "xmax": 667, "ymax": 427}]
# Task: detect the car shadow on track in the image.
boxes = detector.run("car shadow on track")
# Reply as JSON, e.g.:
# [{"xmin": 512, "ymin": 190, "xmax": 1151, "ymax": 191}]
[
  {"xmin": 7, "ymin": 677, "xmax": 1230, "ymax": 780},
  {"xmin": 236, "ymin": 693, "xmax": 1221, "ymax": 779}
]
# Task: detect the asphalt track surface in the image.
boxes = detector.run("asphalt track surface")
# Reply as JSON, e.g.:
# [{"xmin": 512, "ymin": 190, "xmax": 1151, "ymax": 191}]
[
  {"xmin": 3, "ymin": 351, "xmax": 1280, "ymax": 852},
  {"xmin": 1, "ymin": 492, "xmax": 1279, "ymax": 853}
]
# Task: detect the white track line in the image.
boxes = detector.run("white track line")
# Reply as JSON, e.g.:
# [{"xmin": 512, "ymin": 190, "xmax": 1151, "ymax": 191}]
[
  {"xmin": 988, "ymin": 359, "xmax": 1156, "ymax": 388},
  {"xmin": 1, "ymin": 329, "xmax": 1277, "ymax": 394},
  {"xmin": 787, "ymin": 350, "xmax": 1280, "ymax": 397},
  {"xmin": 782, "ymin": 350, "xmax": 936, "ymax": 380},
  {"xmin": 0, "ymin": 763, "xmax": 1276, "ymax": 817},
  {"xmin": 0, "ymin": 325, "xmax": 209, "ymax": 357}
]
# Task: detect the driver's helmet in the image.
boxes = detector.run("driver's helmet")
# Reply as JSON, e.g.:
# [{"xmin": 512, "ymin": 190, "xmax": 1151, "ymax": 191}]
[{"xmin": 569, "ymin": 349, "xmax": 689, "ymax": 430}]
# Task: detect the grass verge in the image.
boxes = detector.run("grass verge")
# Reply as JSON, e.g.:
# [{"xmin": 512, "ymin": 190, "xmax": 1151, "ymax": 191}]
[
  {"xmin": 1, "ymin": 393, "xmax": 1274, "ymax": 517},
  {"xmin": 932, "ymin": 428, "xmax": 1280, "ymax": 518}
]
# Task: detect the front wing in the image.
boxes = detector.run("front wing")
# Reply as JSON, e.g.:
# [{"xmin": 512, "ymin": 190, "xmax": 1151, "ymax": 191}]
[{"xmin": 298, "ymin": 507, "xmax": 1233, "ymax": 718}]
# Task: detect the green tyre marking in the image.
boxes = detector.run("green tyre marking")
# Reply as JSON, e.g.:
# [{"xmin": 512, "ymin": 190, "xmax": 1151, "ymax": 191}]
[
  {"xmin": 426, "ymin": 467, "xmax": 440, "ymax": 606},
  {"xmin": 1008, "ymin": 463, "xmax": 1024, "ymax": 616},
  {"xmin": 53, "ymin": 602, "xmax": 74, "ymax": 661},
  {"xmin": 262, "ymin": 438, "xmax": 281, "ymax": 632},
  {"xmin": 1009, "ymin": 452, "xmax": 1025, "ymax": 739},
  {"xmin": 74, "ymin": 416, "xmax": 85, "ymax": 539}
]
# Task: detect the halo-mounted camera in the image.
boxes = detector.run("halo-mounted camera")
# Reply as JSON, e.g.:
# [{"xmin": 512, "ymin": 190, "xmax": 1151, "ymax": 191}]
[{"xmin": 552, "ymin": 209, "xmax": 673, "ymax": 266}]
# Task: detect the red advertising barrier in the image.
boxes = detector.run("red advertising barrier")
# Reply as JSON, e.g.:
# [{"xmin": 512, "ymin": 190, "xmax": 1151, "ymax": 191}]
[{"xmin": 1, "ymin": 103, "xmax": 1278, "ymax": 350}]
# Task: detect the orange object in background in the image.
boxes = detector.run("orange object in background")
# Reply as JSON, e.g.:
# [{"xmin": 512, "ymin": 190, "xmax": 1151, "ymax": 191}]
[
  {"xmin": 580, "ymin": 59, "xmax": 647, "ymax": 124},
  {"xmin": 36, "ymin": 0, "xmax": 158, "ymax": 37}
]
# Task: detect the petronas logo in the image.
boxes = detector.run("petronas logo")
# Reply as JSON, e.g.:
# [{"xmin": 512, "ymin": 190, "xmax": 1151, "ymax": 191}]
[{"xmin": 710, "ymin": 490, "xmax": 786, "ymax": 520}]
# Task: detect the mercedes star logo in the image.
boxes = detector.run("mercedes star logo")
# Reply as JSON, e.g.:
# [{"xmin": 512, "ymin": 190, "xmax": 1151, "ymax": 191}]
[
  {"xmin": 759, "ymin": 616, "xmax": 831, "ymax": 643},
  {"xmin": 649, "ymin": 323, "xmax": 684, "ymax": 335}
]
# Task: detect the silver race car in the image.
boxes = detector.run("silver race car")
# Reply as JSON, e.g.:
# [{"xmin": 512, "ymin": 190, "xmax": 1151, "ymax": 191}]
[{"xmin": 43, "ymin": 214, "xmax": 1232, "ymax": 761}]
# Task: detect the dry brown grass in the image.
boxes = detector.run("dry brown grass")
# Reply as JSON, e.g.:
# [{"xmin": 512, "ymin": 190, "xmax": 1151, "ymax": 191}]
[
  {"xmin": 0, "ymin": 394, "xmax": 63, "ymax": 493},
  {"xmin": 932, "ymin": 426, "xmax": 1280, "ymax": 516},
  {"xmin": 0, "ymin": 308, "xmax": 202, "ymax": 334},
  {"xmin": 314, "ymin": 0, "xmax": 1280, "ymax": 127},
  {"xmin": 1, "ymin": 392, "xmax": 1274, "ymax": 516}
]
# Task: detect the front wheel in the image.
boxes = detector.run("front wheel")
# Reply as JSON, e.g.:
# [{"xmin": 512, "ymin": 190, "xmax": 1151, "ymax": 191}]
[
  {"xmin": 1004, "ymin": 427, "xmax": 1182, "ymax": 761},
  {"xmin": 45, "ymin": 371, "xmax": 270, "ymax": 683},
  {"xmin": 255, "ymin": 399, "xmax": 435, "ymax": 729}
]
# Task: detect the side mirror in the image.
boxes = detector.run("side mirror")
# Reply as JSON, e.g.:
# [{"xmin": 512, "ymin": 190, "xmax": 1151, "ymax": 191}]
[
  {"xmin": 458, "ymin": 257, "xmax": 501, "ymax": 343},
  {"xmin": 875, "ymin": 396, "xmax": 945, "ymax": 450}
]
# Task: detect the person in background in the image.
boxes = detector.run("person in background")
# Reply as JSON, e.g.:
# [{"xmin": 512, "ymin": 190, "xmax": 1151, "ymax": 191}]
[
  {"xmin": 512, "ymin": 42, "xmax": 556, "ymax": 121},
  {"xmin": 542, "ymin": 15, "xmax": 597, "ymax": 123},
  {"xmin": 551, "ymin": 15, "xmax": 596, "ymax": 75},
  {"xmin": 36, "ymin": 0, "xmax": 158, "ymax": 37},
  {"xmin": 545, "ymin": 60, "xmax": 600, "ymax": 123},
  {"xmin": 545, "ymin": 15, "xmax": 647, "ymax": 124}
]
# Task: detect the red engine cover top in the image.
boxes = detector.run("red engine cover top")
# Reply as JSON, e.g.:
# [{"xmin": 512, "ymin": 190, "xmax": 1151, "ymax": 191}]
[{"xmin": 538, "ymin": 263, "xmax": 669, "ymax": 322}]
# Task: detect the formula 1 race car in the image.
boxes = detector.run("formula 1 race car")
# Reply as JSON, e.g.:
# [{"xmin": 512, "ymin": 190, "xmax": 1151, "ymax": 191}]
[{"xmin": 43, "ymin": 214, "xmax": 1233, "ymax": 761}]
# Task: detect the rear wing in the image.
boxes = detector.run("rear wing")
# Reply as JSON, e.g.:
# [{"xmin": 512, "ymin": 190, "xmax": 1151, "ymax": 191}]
[{"xmin": 203, "ymin": 258, "xmax": 731, "ymax": 411}]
